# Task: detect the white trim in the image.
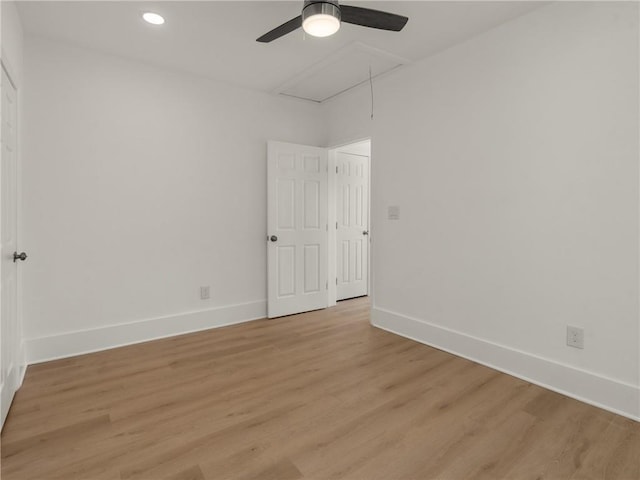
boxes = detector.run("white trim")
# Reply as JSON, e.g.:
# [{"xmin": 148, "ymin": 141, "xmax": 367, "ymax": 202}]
[
  {"xmin": 17, "ymin": 341, "xmax": 26, "ymax": 387},
  {"xmin": 372, "ymin": 306, "xmax": 640, "ymax": 422},
  {"xmin": 1, "ymin": 359, "xmax": 23, "ymax": 429},
  {"xmin": 637, "ymin": 0, "xmax": 640, "ymax": 427},
  {"xmin": 25, "ymin": 301, "xmax": 267, "ymax": 364},
  {"xmin": 328, "ymin": 148, "xmax": 337, "ymax": 307}
]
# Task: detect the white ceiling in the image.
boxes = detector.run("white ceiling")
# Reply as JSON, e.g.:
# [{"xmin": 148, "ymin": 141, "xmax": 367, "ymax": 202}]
[
  {"xmin": 278, "ymin": 42, "xmax": 409, "ymax": 102},
  {"xmin": 17, "ymin": 1, "xmax": 543, "ymax": 100}
]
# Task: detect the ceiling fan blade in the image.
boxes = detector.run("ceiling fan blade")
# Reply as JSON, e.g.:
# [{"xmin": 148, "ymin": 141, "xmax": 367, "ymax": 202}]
[
  {"xmin": 256, "ymin": 16, "xmax": 303, "ymax": 43},
  {"xmin": 340, "ymin": 5, "xmax": 408, "ymax": 31}
]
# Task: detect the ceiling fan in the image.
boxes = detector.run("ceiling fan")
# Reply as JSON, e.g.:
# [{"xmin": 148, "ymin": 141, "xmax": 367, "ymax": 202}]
[{"xmin": 256, "ymin": 0, "xmax": 409, "ymax": 43}]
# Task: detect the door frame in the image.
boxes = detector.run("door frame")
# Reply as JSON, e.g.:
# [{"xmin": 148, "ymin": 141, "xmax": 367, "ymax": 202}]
[{"xmin": 327, "ymin": 138, "xmax": 372, "ymax": 307}]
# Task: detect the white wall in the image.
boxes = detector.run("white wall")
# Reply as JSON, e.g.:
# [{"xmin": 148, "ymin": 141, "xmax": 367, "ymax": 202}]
[
  {"xmin": 334, "ymin": 140, "xmax": 371, "ymax": 157},
  {"xmin": 1, "ymin": 1, "xmax": 24, "ymax": 85},
  {"xmin": 323, "ymin": 2, "xmax": 640, "ymax": 419},
  {"xmin": 22, "ymin": 37, "xmax": 326, "ymax": 361}
]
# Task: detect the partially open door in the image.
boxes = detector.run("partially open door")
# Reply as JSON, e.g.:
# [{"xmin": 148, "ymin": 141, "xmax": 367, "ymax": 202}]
[
  {"xmin": 267, "ymin": 141, "xmax": 328, "ymax": 318},
  {"xmin": 336, "ymin": 150, "xmax": 369, "ymax": 300},
  {"xmin": 1, "ymin": 65, "xmax": 24, "ymax": 429}
]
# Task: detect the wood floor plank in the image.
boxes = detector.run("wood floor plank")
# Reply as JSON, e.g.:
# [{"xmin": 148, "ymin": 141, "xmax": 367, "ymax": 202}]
[
  {"xmin": 2, "ymin": 297, "xmax": 638, "ymax": 480},
  {"xmin": 164, "ymin": 465, "xmax": 206, "ymax": 480},
  {"xmin": 323, "ymin": 371, "xmax": 536, "ymax": 480},
  {"xmin": 568, "ymin": 421, "xmax": 640, "ymax": 480},
  {"xmin": 230, "ymin": 458, "xmax": 304, "ymax": 480},
  {"xmin": 2, "ymin": 414, "xmax": 112, "ymax": 460}
]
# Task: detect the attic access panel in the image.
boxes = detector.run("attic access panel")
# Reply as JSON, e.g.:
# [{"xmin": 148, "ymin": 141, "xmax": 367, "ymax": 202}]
[{"xmin": 275, "ymin": 42, "xmax": 410, "ymax": 103}]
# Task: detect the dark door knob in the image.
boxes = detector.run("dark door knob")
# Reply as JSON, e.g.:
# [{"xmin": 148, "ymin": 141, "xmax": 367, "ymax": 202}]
[
  {"xmin": 270, "ymin": 235, "xmax": 278, "ymax": 242},
  {"xmin": 13, "ymin": 252, "xmax": 27, "ymax": 262},
  {"xmin": 362, "ymin": 230, "xmax": 369, "ymax": 236}
]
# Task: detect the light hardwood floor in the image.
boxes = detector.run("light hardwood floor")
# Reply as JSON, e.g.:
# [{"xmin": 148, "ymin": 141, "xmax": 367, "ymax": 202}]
[{"xmin": 1, "ymin": 297, "xmax": 639, "ymax": 479}]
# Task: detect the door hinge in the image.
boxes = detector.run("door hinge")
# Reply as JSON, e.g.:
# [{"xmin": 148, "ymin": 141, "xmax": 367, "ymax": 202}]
[
  {"xmin": 336, "ymin": 278, "xmax": 338, "ymax": 285},
  {"xmin": 326, "ymin": 281, "xmax": 328, "ymax": 289},
  {"xmin": 336, "ymin": 166, "xmax": 338, "ymax": 173}
]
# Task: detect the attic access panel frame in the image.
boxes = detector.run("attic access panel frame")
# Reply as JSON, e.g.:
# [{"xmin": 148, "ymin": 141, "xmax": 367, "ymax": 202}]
[{"xmin": 274, "ymin": 42, "xmax": 411, "ymax": 103}]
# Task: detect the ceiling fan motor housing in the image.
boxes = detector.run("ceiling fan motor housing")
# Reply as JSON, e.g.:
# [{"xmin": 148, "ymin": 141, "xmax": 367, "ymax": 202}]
[{"xmin": 302, "ymin": 0, "xmax": 341, "ymax": 23}]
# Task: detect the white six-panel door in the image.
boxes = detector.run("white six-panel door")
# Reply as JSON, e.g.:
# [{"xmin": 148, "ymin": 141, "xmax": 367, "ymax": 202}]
[
  {"xmin": 1, "ymin": 65, "xmax": 22, "ymax": 428},
  {"xmin": 336, "ymin": 151, "xmax": 369, "ymax": 301},
  {"xmin": 267, "ymin": 141, "xmax": 328, "ymax": 318}
]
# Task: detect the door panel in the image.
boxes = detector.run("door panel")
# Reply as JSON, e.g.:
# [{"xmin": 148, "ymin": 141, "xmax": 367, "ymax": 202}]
[
  {"xmin": 336, "ymin": 151, "xmax": 369, "ymax": 301},
  {"xmin": 303, "ymin": 181, "xmax": 319, "ymax": 228},
  {"xmin": 277, "ymin": 178, "xmax": 295, "ymax": 230},
  {"xmin": 277, "ymin": 246, "xmax": 296, "ymax": 297},
  {"xmin": 303, "ymin": 244, "xmax": 320, "ymax": 293},
  {"xmin": 268, "ymin": 141, "xmax": 328, "ymax": 318}
]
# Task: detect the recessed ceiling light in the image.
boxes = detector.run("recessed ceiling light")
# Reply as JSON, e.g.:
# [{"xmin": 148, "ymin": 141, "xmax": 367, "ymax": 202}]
[{"xmin": 142, "ymin": 12, "xmax": 165, "ymax": 25}]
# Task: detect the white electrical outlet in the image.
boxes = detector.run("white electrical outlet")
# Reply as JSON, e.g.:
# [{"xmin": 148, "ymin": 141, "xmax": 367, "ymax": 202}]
[
  {"xmin": 566, "ymin": 326, "xmax": 584, "ymax": 349},
  {"xmin": 200, "ymin": 286, "xmax": 210, "ymax": 300}
]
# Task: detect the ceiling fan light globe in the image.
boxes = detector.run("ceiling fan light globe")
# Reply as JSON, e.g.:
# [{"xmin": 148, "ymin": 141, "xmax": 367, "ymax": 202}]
[{"xmin": 302, "ymin": 14, "xmax": 340, "ymax": 37}]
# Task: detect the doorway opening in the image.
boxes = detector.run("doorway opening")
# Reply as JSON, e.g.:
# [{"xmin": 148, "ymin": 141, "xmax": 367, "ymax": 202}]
[
  {"xmin": 266, "ymin": 139, "xmax": 370, "ymax": 318},
  {"xmin": 328, "ymin": 139, "xmax": 371, "ymax": 306}
]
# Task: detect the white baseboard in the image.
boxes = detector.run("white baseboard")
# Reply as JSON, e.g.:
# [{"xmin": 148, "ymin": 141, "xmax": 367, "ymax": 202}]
[
  {"xmin": 1, "ymin": 342, "xmax": 26, "ymax": 430},
  {"xmin": 1, "ymin": 363, "xmax": 22, "ymax": 430},
  {"xmin": 25, "ymin": 301, "xmax": 267, "ymax": 365},
  {"xmin": 18, "ymin": 341, "xmax": 26, "ymax": 387},
  {"xmin": 372, "ymin": 307, "xmax": 640, "ymax": 422}
]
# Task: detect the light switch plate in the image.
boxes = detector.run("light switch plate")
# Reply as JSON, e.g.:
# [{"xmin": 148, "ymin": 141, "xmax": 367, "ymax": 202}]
[{"xmin": 200, "ymin": 286, "xmax": 210, "ymax": 300}]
